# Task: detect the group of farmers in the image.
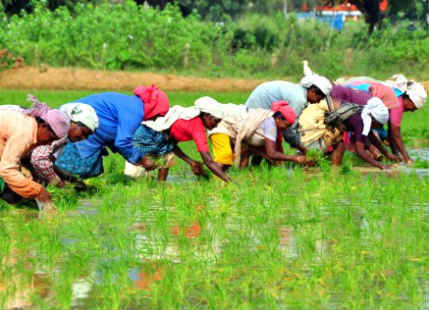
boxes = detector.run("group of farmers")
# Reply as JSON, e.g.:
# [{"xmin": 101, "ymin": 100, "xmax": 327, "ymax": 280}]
[{"xmin": 0, "ymin": 63, "xmax": 427, "ymax": 212}]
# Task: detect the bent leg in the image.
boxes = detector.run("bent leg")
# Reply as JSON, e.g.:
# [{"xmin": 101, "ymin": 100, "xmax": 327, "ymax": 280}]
[
  {"xmin": 0, "ymin": 186, "xmax": 24, "ymax": 205},
  {"xmin": 55, "ymin": 141, "xmax": 104, "ymax": 179},
  {"xmin": 331, "ymin": 141, "xmax": 346, "ymax": 166}
]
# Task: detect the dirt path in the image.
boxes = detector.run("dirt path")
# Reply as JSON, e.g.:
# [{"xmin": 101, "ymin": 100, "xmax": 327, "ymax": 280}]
[{"xmin": 0, "ymin": 66, "xmax": 266, "ymax": 92}]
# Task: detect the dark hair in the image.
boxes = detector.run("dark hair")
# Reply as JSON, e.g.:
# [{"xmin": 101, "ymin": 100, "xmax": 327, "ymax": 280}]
[
  {"xmin": 35, "ymin": 116, "xmax": 45, "ymax": 124},
  {"xmin": 401, "ymin": 93, "xmax": 410, "ymax": 100},
  {"xmin": 35, "ymin": 116, "xmax": 57, "ymax": 137},
  {"xmin": 273, "ymin": 111, "xmax": 285, "ymax": 120},
  {"xmin": 73, "ymin": 121, "xmax": 91, "ymax": 131},
  {"xmin": 309, "ymin": 85, "xmax": 325, "ymax": 97},
  {"xmin": 200, "ymin": 112, "xmax": 220, "ymax": 121}
]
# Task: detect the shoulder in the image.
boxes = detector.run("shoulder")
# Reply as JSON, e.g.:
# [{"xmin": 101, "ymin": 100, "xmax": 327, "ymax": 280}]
[
  {"xmin": 190, "ymin": 117, "xmax": 205, "ymax": 129},
  {"xmin": 262, "ymin": 116, "xmax": 275, "ymax": 127},
  {"xmin": 172, "ymin": 117, "xmax": 204, "ymax": 129}
]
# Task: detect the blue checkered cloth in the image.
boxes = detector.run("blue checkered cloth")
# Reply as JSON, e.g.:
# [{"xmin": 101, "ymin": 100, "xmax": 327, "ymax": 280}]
[
  {"xmin": 132, "ymin": 125, "xmax": 175, "ymax": 157},
  {"xmin": 55, "ymin": 141, "xmax": 105, "ymax": 179}
]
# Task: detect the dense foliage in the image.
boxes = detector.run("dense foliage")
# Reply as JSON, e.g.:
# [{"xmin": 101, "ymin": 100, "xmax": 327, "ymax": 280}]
[{"xmin": 0, "ymin": 1, "xmax": 428, "ymax": 79}]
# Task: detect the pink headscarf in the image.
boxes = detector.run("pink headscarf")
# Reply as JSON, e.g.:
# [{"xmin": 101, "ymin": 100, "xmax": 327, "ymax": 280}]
[
  {"xmin": 134, "ymin": 85, "xmax": 170, "ymax": 120},
  {"xmin": 271, "ymin": 101, "xmax": 296, "ymax": 124},
  {"xmin": 25, "ymin": 94, "xmax": 70, "ymax": 139}
]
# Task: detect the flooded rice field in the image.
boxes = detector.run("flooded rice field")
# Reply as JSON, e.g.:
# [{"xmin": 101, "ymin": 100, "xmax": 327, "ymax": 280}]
[
  {"xmin": 410, "ymin": 148, "xmax": 429, "ymax": 161},
  {"xmin": 0, "ymin": 89, "xmax": 428, "ymax": 310},
  {"xmin": 1, "ymin": 165, "xmax": 428, "ymax": 310},
  {"xmin": 1, "ymin": 143, "xmax": 429, "ymax": 309}
]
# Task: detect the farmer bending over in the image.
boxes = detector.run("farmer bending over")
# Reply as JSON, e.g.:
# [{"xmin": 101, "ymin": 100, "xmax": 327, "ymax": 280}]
[
  {"xmin": 200, "ymin": 97, "xmax": 305, "ymax": 169},
  {"xmin": 343, "ymin": 75, "xmax": 427, "ymax": 165},
  {"xmin": 330, "ymin": 97, "xmax": 393, "ymax": 169},
  {"xmin": 28, "ymin": 100, "xmax": 99, "ymax": 189},
  {"xmin": 245, "ymin": 74, "xmax": 332, "ymax": 156},
  {"xmin": 131, "ymin": 99, "xmax": 231, "ymax": 182},
  {"xmin": 0, "ymin": 100, "xmax": 70, "ymax": 210},
  {"xmin": 54, "ymin": 86, "xmax": 170, "ymax": 180}
]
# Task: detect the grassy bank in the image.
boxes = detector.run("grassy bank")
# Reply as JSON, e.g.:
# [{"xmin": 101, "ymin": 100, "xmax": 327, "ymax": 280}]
[{"xmin": 0, "ymin": 90, "xmax": 428, "ymax": 310}]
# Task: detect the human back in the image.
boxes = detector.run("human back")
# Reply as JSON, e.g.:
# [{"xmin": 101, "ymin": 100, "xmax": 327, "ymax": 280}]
[
  {"xmin": 0, "ymin": 110, "xmax": 38, "ymax": 157},
  {"xmin": 245, "ymin": 80, "xmax": 307, "ymax": 114},
  {"xmin": 75, "ymin": 92, "xmax": 144, "ymax": 139}
]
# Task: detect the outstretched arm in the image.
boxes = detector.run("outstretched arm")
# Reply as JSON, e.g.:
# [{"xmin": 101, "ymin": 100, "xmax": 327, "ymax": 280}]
[
  {"xmin": 173, "ymin": 145, "xmax": 208, "ymax": 178},
  {"xmin": 199, "ymin": 151, "xmax": 231, "ymax": 183},
  {"xmin": 355, "ymin": 141, "xmax": 386, "ymax": 169},
  {"xmin": 369, "ymin": 132, "xmax": 400, "ymax": 162},
  {"xmin": 173, "ymin": 145, "xmax": 197, "ymax": 165},
  {"xmin": 388, "ymin": 124, "xmax": 411, "ymax": 163},
  {"xmin": 264, "ymin": 138, "xmax": 306, "ymax": 164}
]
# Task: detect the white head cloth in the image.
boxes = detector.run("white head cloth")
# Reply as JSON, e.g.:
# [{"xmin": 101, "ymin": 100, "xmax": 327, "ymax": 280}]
[
  {"xmin": 361, "ymin": 97, "xmax": 389, "ymax": 136},
  {"xmin": 385, "ymin": 74, "xmax": 409, "ymax": 93},
  {"xmin": 385, "ymin": 74, "xmax": 427, "ymax": 109},
  {"xmin": 143, "ymin": 96, "xmax": 247, "ymax": 132},
  {"xmin": 0, "ymin": 105, "xmax": 25, "ymax": 112},
  {"xmin": 194, "ymin": 96, "xmax": 227, "ymax": 119},
  {"xmin": 143, "ymin": 105, "xmax": 200, "ymax": 132},
  {"xmin": 300, "ymin": 61, "xmax": 332, "ymax": 96},
  {"xmin": 300, "ymin": 74, "xmax": 333, "ymax": 96},
  {"xmin": 406, "ymin": 82, "xmax": 427, "ymax": 109},
  {"xmin": 60, "ymin": 103, "xmax": 99, "ymax": 132}
]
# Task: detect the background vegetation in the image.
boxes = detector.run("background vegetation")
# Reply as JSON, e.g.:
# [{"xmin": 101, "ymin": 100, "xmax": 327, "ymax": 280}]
[{"xmin": 0, "ymin": 1, "xmax": 428, "ymax": 80}]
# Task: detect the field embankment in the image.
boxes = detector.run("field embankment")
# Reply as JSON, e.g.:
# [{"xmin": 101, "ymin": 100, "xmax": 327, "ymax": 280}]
[
  {"xmin": 1, "ymin": 66, "xmax": 428, "ymax": 92},
  {"xmin": 0, "ymin": 66, "xmax": 265, "ymax": 91}
]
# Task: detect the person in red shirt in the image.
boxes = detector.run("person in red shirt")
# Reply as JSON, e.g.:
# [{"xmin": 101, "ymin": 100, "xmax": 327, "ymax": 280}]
[{"xmin": 164, "ymin": 112, "xmax": 231, "ymax": 182}]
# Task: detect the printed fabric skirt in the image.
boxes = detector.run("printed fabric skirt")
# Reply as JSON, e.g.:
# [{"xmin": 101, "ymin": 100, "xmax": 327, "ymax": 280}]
[{"xmin": 55, "ymin": 141, "xmax": 105, "ymax": 179}]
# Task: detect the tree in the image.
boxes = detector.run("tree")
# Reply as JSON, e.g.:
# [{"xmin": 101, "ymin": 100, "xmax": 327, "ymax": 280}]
[
  {"xmin": 329, "ymin": 0, "xmax": 421, "ymax": 34},
  {"xmin": 1, "ymin": 0, "xmax": 32, "ymax": 15},
  {"xmin": 176, "ymin": 0, "xmax": 248, "ymax": 20},
  {"xmin": 1, "ymin": 0, "xmax": 97, "ymax": 15},
  {"xmin": 134, "ymin": 0, "xmax": 192, "ymax": 16},
  {"xmin": 347, "ymin": 0, "xmax": 382, "ymax": 34},
  {"xmin": 134, "ymin": 0, "xmax": 249, "ymax": 19}
]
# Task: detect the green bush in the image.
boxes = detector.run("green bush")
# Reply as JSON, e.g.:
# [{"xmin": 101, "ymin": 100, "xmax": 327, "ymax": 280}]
[{"xmin": 0, "ymin": 2, "xmax": 427, "ymax": 79}]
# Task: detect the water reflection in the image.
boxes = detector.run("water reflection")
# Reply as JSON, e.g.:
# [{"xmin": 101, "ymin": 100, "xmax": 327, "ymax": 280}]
[
  {"xmin": 129, "ymin": 263, "xmax": 163, "ymax": 291},
  {"xmin": 409, "ymin": 148, "xmax": 429, "ymax": 161},
  {"xmin": 279, "ymin": 226, "xmax": 298, "ymax": 259},
  {"xmin": 401, "ymin": 168, "xmax": 429, "ymax": 177},
  {"xmin": 71, "ymin": 277, "xmax": 93, "ymax": 308},
  {"xmin": 0, "ymin": 272, "xmax": 51, "ymax": 309},
  {"xmin": 424, "ymin": 281, "xmax": 429, "ymax": 310},
  {"xmin": 68, "ymin": 199, "xmax": 99, "ymax": 217},
  {"xmin": 1, "ymin": 190, "xmax": 427, "ymax": 309}
]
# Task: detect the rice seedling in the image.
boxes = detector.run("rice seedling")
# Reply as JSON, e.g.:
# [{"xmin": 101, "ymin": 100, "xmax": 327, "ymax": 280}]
[{"xmin": 0, "ymin": 90, "xmax": 428, "ymax": 309}]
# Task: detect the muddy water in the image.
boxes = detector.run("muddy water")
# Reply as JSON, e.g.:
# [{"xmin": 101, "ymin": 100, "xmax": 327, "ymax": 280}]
[
  {"xmin": 354, "ymin": 148, "xmax": 429, "ymax": 177},
  {"xmin": 3, "ymin": 166, "xmax": 428, "ymax": 309},
  {"xmin": 402, "ymin": 168, "xmax": 429, "ymax": 177},
  {"xmin": 410, "ymin": 148, "xmax": 429, "ymax": 161},
  {"xmin": 402, "ymin": 148, "xmax": 429, "ymax": 177},
  {"xmin": 48, "ymin": 205, "xmax": 210, "ymax": 308},
  {"xmin": 425, "ymin": 284, "xmax": 429, "ymax": 310}
]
